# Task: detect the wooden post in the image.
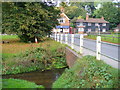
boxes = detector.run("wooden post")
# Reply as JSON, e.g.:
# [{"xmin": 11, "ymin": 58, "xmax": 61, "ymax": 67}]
[
  {"xmin": 65, "ymin": 34, "xmax": 68, "ymax": 44},
  {"xmin": 96, "ymin": 36, "xmax": 101, "ymax": 60},
  {"xmin": 80, "ymin": 34, "xmax": 83, "ymax": 54},
  {"xmin": 55, "ymin": 33, "xmax": 57, "ymax": 41},
  {"xmin": 71, "ymin": 34, "xmax": 74, "ymax": 49},
  {"xmin": 35, "ymin": 37, "xmax": 38, "ymax": 43},
  {"xmin": 57, "ymin": 34, "xmax": 59, "ymax": 42}
]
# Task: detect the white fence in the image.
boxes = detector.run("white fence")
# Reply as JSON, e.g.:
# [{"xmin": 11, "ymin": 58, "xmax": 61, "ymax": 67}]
[{"xmin": 52, "ymin": 33, "xmax": 101, "ymax": 60}]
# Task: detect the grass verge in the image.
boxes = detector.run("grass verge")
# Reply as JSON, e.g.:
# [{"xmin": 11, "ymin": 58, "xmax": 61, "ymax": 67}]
[
  {"xmin": 52, "ymin": 55, "xmax": 119, "ymax": 88},
  {"xmin": 84, "ymin": 34, "xmax": 120, "ymax": 44},
  {"xmin": 2, "ymin": 78, "xmax": 44, "ymax": 88}
]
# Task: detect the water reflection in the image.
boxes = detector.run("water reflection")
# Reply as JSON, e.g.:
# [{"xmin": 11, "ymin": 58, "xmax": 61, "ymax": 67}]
[{"xmin": 2, "ymin": 68, "xmax": 65, "ymax": 88}]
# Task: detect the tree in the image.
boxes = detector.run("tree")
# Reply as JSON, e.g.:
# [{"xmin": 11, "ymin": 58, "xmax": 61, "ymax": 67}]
[
  {"xmin": 70, "ymin": 2, "xmax": 96, "ymax": 17},
  {"xmin": 59, "ymin": 2, "xmax": 86, "ymax": 19},
  {"xmin": 2, "ymin": 2, "xmax": 60, "ymax": 42},
  {"xmin": 93, "ymin": 2, "xmax": 119, "ymax": 29}
]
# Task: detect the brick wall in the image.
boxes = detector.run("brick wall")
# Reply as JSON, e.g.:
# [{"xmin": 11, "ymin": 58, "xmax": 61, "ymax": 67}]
[{"xmin": 65, "ymin": 47, "xmax": 82, "ymax": 68}]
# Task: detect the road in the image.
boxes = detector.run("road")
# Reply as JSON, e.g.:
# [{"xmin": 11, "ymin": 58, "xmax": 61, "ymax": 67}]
[{"xmin": 54, "ymin": 34, "xmax": 119, "ymax": 62}]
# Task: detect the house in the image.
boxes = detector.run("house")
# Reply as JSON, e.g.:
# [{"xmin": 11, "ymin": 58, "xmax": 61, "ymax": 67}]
[
  {"xmin": 52, "ymin": 8, "xmax": 70, "ymax": 34},
  {"xmin": 114, "ymin": 24, "xmax": 120, "ymax": 32},
  {"xmin": 74, "ymin": 15, "xmax": 109, "ymax": 34}
]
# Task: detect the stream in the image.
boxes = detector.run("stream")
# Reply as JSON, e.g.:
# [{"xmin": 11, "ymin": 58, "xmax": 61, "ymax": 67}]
[{"xmin": 2, "ymin": 68, "xmax": 65, "ymax": 88}]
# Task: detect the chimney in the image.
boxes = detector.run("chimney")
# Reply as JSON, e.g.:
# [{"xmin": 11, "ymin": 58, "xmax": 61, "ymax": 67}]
[
  {"xmin": 86, "ymin": 14, "xmax": 89, "ymax": 20},
  {"xmin": 101, "ymin": 16, "xmax": 104, "ymax": 20}
]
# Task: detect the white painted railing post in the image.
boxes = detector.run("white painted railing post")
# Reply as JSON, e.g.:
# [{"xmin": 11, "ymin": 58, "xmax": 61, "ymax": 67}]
[
  {"xmin": 55, "ymin": 33, "xmax": 57, "ymax": 41},
  {"xmin": 65, "ymin": 34, "xmax": 68, "ymax": 44},
  {"xmin": 71, "ymin": 34, "xmax": 74, "ymax": 49},
  {"xmin": 61, "ymin": 34, "xmax": 63, "ymax": 44},
  {"xmin": 80, "ymin": 34, "xmax": 83, "ymax": 54},
  {"xmin": 57, "ymin": 34, "xmax": 59, "ymax": 42},
  {"xmin": 96, "ymin": 36, "xmax": 101, "ymax": 60}
]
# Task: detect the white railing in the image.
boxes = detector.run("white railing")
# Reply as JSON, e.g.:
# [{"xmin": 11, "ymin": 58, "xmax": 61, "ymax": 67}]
[{"xmin": 53, "ymin": 33, "xmax": 101, "ymax": 60}]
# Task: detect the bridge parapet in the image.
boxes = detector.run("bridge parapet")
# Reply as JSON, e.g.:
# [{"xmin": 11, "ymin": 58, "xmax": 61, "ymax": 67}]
[{"xmin": 66, "ymin": 47, "xmax": 82, "ymax": 68}]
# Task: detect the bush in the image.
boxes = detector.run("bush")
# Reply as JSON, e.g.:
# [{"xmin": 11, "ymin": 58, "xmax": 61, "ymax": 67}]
[
  {"xmin": 2, "ymin": 41, "xmax": 67, "ymax": 75},
  {"xmin": 52, "ymin": 55, "xmax": 119, "ymax": 88}
]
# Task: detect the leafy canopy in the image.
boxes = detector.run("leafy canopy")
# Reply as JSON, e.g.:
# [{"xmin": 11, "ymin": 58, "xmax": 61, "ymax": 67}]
[
  {"xmin": 93, "ymin": 2, "xmax": 119, "ymax": 29},
  {"xmin": 2, "ymin": 2, "xmax": 60, "ymax": 42}
]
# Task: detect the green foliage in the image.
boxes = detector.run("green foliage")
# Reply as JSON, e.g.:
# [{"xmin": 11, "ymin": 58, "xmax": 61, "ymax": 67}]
[
  {"xmin": 2, "ymin": 40, "xmax": 67, "ymax": 75},
  {"xmin": 52, "ymin": 55, "xmax": 119, "ymax": 88},
  {"xmin": 64, "ymin": 5, "xmax": 86, "ymax": 19},
  {"xmin": 93, "ymin": 2, "xmax": 119, "ymax": 29},
  {"xmin": 2, "ymin": 2, "xmax": 60, "ymax": 42},
  {"xmin": 2, "ymin": 79, "xmax": 45, "ymax": 88}
]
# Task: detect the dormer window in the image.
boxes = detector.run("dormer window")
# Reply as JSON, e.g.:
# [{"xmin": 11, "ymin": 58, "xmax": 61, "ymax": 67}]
[{"xmin": 103, "ymin": 23, "xmax": 106, "ymax": 26}]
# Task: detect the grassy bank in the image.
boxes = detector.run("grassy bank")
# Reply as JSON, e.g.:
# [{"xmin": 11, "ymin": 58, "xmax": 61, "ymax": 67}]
[
  {"xmin": 2, "ymin": 35, "xmax": 67, "ymax": 75},
  {"xmin": 2, "ymin": 35, "xmax": 40, "ymax": 59},
  {"xmin": 2, "ymin": 79, "xmax": 44, "ymax": 88},
  {"xmin": 53, "ymin": 55, "xmax": 119, "ymax": 88},
  {"xmin": 84, "ymin": 34, "xmax": 120, "ymax": 44}
]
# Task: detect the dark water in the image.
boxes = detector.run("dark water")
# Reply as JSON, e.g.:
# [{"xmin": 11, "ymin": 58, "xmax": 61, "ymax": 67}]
[{"xmin": 2, "ymin": 68, "xmax": 65, "ymax": 88}]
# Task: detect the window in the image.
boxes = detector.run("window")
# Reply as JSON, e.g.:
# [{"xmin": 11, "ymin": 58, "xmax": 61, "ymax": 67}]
[
  {"xmin": 95, "ymin": 23, "xmax": 99, "ymax": 26},
  {"xmin": 80, "ymin": 23, "xmax": 83, "ymax": 26},
  {"xmin": 78, "ymin": 28, "xmax": 84, "ymax": 31},
  {"xmin": 102, "ymin": 29, "xmax": 106, "ymax": 32},
  {"xmin": 77, "ymin": 23, "xmax": 83, "ymax": 26},
  {"xmin": 88, "ymin": 23, "xmax": 91, "ymax": 26},
  {"xmin": 59, "ymin": 18, "xmax": 65, "ymax": 23},
  {"xmin": 88, "ymin": 29, "xmax": 91, "ymax": 32},
  {"xmin": 60, "ymin": 20, "xmax": 64, "ymax": 23},
  {"xmin": 102, "ymin": 23, "xmax": 106, "ymax": 26}
]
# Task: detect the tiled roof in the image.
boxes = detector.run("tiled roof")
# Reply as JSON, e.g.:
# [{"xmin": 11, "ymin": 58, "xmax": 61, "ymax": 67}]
[
  {"xmin": 75, "ymin": 18, "xmax": 109, "ymax": 23},
  {"xmin": 86, "ymin": 18, "xmax": 109, "ymax": 23}
]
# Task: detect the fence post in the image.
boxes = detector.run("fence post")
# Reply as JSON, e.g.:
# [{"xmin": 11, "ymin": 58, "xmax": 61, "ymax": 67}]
[
  {"xmin": 61, "ymin": 34, "xmax": 63, "ymax": 44},
  {"xmin": 71, "ymin": 34, "xmax": 74, "ymax": 49},
  {"xmin": 55, "ymin": 33, "xmax": 57, "ymax": 41},
  {"xmin": 65, "ymin": 34, "xmax": 68, "ymax": 44},
  {"xmin": 96, "ymin": 36, "xmax": 101, "ymax": 60},
  {"xmin": 80, "ymin": 34, "xmax": 83, "ymax": 54},
  {"xmin": 57, "ymin": 33, "xmax": 59, "ymax": 42}
]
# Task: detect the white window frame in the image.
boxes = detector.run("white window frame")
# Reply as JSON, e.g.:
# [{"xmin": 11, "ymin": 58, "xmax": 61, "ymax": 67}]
[
  {"xmin": 59, "ymin": 18, "xmax": 65, "ymax": 23},
  {"xmin": 102, "ymin": 23, "xmax": 106, "ymax": 26},
  {"xmin": 95, "ymin": 23, "xmax": 99, "ymax": 26},
  {"xmin": 102, "ymin": 28, "xmax": 106, "ymax": 32},
  {"xmin": 79, "ymin": 23, "xmax": 83, "ymax": 26},
  {"xmin": 88, "ymin": 28, "xmax": 91, "ymax": 32},
  {"xmin": 78, "ymin": 28, "xmax": 84, "ymax": 32},
  {"xmin": 77, "ymin": 23, "xmax": 83, "ymax": 26},
  {"xmin": 88, "ymin": 23, "xmax": 91, "ymax": 26}
]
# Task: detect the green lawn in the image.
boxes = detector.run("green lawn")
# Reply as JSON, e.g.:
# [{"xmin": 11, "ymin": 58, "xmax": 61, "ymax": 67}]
[
  {"xmin": 2, "ymin": 79, "xmax": 44, "ymax": 88},
  {"xmin": 53, "ymin": 55, "xmax": 119, "ymax": 88},
  {"xmin": 85, "ymin": 34, "xmax": 120, "ymax": 44},
  {"xmin": 1, "ymin": 35, "xmax": 18, "ymax": 40}
]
